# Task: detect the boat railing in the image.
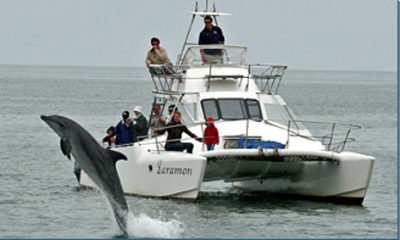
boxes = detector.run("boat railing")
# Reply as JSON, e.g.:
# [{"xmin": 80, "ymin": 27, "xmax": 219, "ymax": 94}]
[
  {"xmin": 137, "ymin": 118, "xmax": 359, "ymax": 153},
  {"xmin": 148, "ymin": 64, "xmax": 188, "ymax": 93},
  {"xmin": 149, "ymin": 63, "xmax": 288, "ymax": 95},
  {"xmin": 248, "ymin": 64, "xmax": 288, "ymax": 94},
  {"xmin": 139, "ymin": 122, "xmax": 205, "ymax": 154},
  {"xmin": 286, "ymin": 120, "xmax": 362, "ymax": 152}
]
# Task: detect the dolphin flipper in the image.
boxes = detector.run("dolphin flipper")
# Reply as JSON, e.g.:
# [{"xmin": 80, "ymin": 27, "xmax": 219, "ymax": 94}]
[
  {"xmin": 60, "ymin": 138, "xmax": 72, "ymax": 160},
  {"xmin": 107, "ymin": 149, "xmax": 128, "ymax": 165}
]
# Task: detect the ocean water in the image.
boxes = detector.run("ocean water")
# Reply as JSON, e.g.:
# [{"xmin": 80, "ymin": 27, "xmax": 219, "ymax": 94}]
[{"xmin": 0, "ymin": 65, "xmax": 397, "ymax": 238}]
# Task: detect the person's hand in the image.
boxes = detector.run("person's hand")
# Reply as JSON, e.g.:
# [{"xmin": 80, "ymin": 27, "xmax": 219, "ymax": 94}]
[
  {"xmin": 201, "ymin": 55, "xmax": 207, "ymax": 63},
  {"xmin": 196, "ymin": 137, "xmax": 202, "ymax": 142}
]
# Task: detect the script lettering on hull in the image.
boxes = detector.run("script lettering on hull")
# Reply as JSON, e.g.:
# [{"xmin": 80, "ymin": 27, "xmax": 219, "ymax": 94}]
[{"xmin": 157, "ymin": 160, "xmax": 193, "ymax": 176}]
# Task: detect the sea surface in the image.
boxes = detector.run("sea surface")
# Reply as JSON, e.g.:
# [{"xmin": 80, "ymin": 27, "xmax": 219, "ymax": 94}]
[{"xmin": 0, "ymin": 65, "xmax": 397, "ymax": 238}]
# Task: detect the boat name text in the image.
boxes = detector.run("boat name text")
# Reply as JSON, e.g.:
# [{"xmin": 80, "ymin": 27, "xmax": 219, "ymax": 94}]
[{"xmin": 157, "ymin": 161, "xmax": 193, "ymax": 176}]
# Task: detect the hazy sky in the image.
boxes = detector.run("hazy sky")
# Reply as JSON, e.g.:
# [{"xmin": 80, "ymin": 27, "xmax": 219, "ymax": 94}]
[{"xmin": 0, "ymin": 0, "xmax": 397, "ymax": 71}]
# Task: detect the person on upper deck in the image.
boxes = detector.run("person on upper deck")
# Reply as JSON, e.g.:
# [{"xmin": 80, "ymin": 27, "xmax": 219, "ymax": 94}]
[
  {"xmin": 155, "ymin": 111, "xmax": 202, "ymax": 154},
  {"xmin": 198, "ymin": 15, "xmax": 225, "ymax": 64},
  {"xmin": 145, "ymin": 37, "xmax": 173, "ymax": 74}
]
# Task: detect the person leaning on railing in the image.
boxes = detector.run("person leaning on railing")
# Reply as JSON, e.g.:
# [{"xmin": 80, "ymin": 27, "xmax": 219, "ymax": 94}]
[
  {"xmin": 154, "ymin": 111, "xmax": 202, "ymax": 154},
  {"xmin": 145, "ymin": 37, "xmax": 174, "ymax": 74}
]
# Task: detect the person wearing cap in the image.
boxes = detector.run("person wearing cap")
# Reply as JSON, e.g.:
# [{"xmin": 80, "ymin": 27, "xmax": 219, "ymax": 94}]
[
  {"xmin": 133, "ymin": 105, "xmax": 148, "ymax": 141},
  {"xmin": 198, "ymin": 15, "xmax": 225, "ymax": 64},
  {"xmin": 115, "ymin": 110, "xmax": 135, "ymax": 145},
  {"xmin": 155, "ymin": 111, "xmax": 201, "ymax": 154},
  {"xmin": 203, "ymin": 116, "xmax": 219, "ymax": 151},
  {"xmin": 145, "ymin": 37, "xmax": 174, "ymax": 75}
]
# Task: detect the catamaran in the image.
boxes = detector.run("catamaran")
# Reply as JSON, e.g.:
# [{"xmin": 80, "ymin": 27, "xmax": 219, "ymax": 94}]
[{"xmin": 80, "ymin": 1, "xmax": 374, "ymax": 205}]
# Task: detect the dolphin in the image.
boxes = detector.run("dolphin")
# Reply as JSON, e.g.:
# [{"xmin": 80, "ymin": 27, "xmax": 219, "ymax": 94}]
[{"xmin": 40, "ymin": 115, "xmax": 129, "ymax": 234}]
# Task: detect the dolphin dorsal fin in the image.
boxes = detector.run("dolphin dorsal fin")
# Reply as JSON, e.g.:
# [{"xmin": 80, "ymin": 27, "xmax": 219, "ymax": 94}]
[
  {"xmin": 60, "ymin": 138, "xmax": 72, "ymax": 160},
  {"xmin": 107, "ymin": 149, "xmax": 128, "ymax": 165}
]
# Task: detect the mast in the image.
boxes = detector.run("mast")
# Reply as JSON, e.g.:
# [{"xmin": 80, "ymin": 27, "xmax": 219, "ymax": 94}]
[{"xmin": 177, "ymin": 1, "xmax": 198, "ymax": 65}]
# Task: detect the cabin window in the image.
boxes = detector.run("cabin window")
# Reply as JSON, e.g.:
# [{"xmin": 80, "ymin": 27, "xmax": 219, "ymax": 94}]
[
  {"xmin": 264, "ymin": 102, "xmax": 293, "ymax": 127},
  {"xmin": 183, "ymin": 103, "xmax": 198, "ymax": 121},
  {"xmin": 219, "ymin": 99, "xmax": 247, "ymax": 120},
  {"xmin": 246, "ymin": 99, "xmax": 262, "ymax": 121},
  {"xmin": 201, "ymin": 98, "xmax": 262, "ymax": 121},
  {"xmin": 201, "ymin": 99, "xmax": 219, "ymax": 120}
]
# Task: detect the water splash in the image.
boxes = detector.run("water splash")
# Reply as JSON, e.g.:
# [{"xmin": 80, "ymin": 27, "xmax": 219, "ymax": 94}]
[{"xmin": 126, "ymin": 212, "xmax": 184, "ymax": 238}]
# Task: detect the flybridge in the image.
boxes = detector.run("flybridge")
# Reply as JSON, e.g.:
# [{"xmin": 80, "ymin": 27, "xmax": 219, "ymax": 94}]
[
  {"xmin": 177, "ymin": 0, "xmax": 231, "ymax": 65},
  {"xmin": 148, "ymin": 56, "xmax": 287, "ymax": 95}
]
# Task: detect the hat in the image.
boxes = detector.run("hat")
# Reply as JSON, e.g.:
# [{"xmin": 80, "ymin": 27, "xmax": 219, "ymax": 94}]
[
  {"xmin": 206, "ymin": 116, "xmax": 214, "ymax": 122},
  {"xmin": 133, "ymin": 105, "xmax": 143, "ymax": 113}
]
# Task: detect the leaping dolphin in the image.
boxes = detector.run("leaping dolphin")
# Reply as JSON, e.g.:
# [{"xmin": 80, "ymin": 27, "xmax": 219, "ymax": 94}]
[{"xmin": 41, "ymin": 115, "xmax": 129, "ymax": 234}]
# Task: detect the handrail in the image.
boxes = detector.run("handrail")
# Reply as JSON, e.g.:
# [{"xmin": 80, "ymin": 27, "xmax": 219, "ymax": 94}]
[
  {"xmin": 249, "ymin": 64, "xmax": 288, "ymax": 94},
  {"xmin": 121, "ymin": 118, "xmax": 361, "ymax": 154},
  {"xmin": 285, "ymin": 120, "xmax": 362, "ymax": 152},
  {"xmin": 148, "ymin": 63, "xmax": 288, "ymax": 95}
]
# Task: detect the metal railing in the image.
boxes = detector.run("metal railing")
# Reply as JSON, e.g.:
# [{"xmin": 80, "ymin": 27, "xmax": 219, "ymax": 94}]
[
  {"xmin": 106, "ymin": 118, "xmax": 361, "ymax": 154},
  {"xmin": 285, "ymin": 120, "xmax": 362, "ymax": 152},
  {"xmin": 148, "ymin": 64, "xmax": 186, "ymax": 93},
  {"xmin": 148, "ymin": 63, "xmax": 288, "ymax": 95},
  {"xmin": 248, "ymin": 64, "xmax": 287, "ymax": 94}
]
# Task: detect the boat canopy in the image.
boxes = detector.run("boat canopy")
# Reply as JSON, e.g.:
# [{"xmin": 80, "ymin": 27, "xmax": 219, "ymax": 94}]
[{"xmin": 181, "ymin": 45, "xmax": 247, "ymax": 66}]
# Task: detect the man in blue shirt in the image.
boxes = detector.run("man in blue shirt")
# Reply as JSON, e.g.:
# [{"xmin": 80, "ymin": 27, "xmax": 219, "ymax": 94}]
[
  {"xmin": 115, "ymin": 110, "xmax": 135, "ymax": 145},
  {"xmin": 198, "ymin": 15, "xmax": 225, "ymax": 63}
]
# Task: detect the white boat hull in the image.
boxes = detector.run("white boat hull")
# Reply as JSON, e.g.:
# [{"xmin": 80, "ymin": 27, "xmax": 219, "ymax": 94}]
[
  {"xmin": 80, "ymin": 146, "xmax": 373, "ymax": 204},
  {"xmin": 199, "ymin": 149, "xmax": 374, "ymax": 204},
  {"xmin": 80, "ymin": 145, "xmax": 207, "ymax": 200}
]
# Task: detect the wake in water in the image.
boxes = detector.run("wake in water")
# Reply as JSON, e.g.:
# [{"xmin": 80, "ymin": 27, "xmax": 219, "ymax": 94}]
[
  {"xmin": 99, "ymin": 189, "xmax": 184, "ymax": 238},
  {"xmin": 125, "ymin": 212, "xmax": 184, "ymax": 238}
]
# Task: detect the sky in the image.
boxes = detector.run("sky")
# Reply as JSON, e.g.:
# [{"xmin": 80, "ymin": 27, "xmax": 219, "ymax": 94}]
[{"xmin": 0, "ymin": 0, "xmax": 397, "ymax": 71}]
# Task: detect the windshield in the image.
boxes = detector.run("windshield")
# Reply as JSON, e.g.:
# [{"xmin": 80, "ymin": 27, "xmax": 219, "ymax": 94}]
[
  {"xmin": 201, "ymin": 98, "xmax": 262, "ymax": 121},
  {"xmin": 181, "ymin": 45, "xmax": 247, "ymax": 66}
]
